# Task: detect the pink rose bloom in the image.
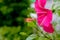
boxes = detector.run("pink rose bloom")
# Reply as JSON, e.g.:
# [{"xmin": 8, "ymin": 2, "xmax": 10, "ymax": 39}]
[{"xmin": 35, "ymin": 0, "xmax": 54, "ymax": 33}]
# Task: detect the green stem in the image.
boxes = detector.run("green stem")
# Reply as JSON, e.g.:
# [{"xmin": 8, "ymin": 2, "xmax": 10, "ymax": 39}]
[{"xmin": 33, "ymin": 21, "xmax": 52, "ymax": 40}]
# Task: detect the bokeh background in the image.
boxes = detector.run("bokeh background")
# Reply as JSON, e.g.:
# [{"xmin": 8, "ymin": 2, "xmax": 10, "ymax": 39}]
[{"xmin": 0, "ymin": 0, "xmax": 34, "ymax": 40}]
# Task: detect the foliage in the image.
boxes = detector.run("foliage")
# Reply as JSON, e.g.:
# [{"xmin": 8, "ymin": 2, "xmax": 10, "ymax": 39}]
[{"xmin": 0, "ymin": 0, "xmax": 33, "ymax": 40}]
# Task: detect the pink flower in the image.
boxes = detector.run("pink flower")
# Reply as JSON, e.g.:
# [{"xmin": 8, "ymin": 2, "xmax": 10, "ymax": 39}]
[{"xmin": 35, "ymin": 0, "xmax": 54, "ymax": 33}]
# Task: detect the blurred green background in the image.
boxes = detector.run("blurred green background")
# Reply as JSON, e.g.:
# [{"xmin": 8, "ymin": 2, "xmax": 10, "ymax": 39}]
[{"xmin": 0, "ymin": 0, "xmax": 34, "ymax": 40}]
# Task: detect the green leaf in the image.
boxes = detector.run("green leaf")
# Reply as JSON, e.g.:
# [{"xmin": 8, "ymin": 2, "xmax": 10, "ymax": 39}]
[
  {"xmin": 27, "ymin": 22, "xmax": 36, "ymax": 28},
  {"xmin": 37, "ymin": 37, "xmax": 49, "ymax": 40},
  {"xmin": 20, "ymin": 32, "xmax": 27, "ymax": 36},
  {"xmin": 31, "ymin": 0, "xmax": 35, "ymax": 3},
  {"xmin": 26, "ymin": 34, "xmax": 37, "ymax": 40}
]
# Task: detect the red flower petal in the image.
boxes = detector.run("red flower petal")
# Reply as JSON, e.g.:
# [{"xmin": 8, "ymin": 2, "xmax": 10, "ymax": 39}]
[
  {"xmin": 35, "ymin": 0, "xmax": 54, "ymax": 33},
  {"xmin": 43, "ymin": 24, "xmax": 54, "ymax": 33}
]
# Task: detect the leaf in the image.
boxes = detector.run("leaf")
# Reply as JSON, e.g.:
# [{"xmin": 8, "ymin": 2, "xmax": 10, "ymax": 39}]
[
  {"xmin": 27, "ymin": 22, "xmax": 36, "ymax": 28},
  {"xmin": 26, "ymin": 34, "xmax": 37, "ymax": 40},
  {"xmin": 31, "ymin": 0, "xmax": 35, "ymax": 3},
  {"xmin": 37, "ymin": 37, "xmax": 49, "ymax": 40},
  {"xmin": 20, "ymin": 32, "xmax": 27, "ymax": 36}
]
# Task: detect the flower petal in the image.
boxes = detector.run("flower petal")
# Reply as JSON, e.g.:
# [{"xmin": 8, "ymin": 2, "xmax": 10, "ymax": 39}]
[
  {"xmin": 35, "ymin": 0, "xmax": 54, "ymax": 33},
  {"xmin": 43, "ymin": 24, "xmax": 54, "ymax": 33}
]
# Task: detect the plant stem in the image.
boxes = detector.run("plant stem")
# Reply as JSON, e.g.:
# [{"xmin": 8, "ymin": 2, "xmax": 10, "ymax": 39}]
[{"xmin": 33, "ymin": 21, "xmax": 51, "ymax": 40}]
